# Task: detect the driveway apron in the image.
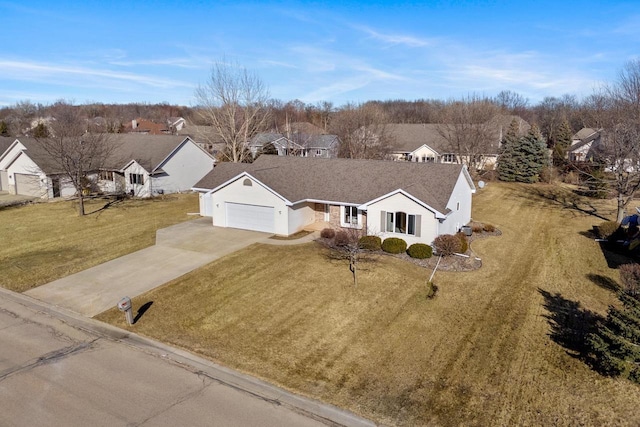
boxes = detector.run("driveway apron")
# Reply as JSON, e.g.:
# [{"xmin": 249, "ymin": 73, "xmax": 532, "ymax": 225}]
[{"xmin": 25, "ymin": 218, "xmax": 269, "ymax": 317}]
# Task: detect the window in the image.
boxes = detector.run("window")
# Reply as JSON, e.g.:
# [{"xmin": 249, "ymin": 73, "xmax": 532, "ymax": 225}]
[
  {"xmin": 243, "ymin": 178, "xmax": 252, "ymax": 186},
  {"xmin": 344, "ymin": 206, "xmax": 358, "ymax": 225},
  {"xmin": 442, "ymin": 153, "xmax": 456, "ymax": 163},
  {"xmin": 385, "ymin": 211, "xmax": 416, "ymax": 235},
  {"xmin": 316, "ymin": 149, "xmax": 323, "ymax": 156},
  {"xmin": 129, "ymin": 173, "xmax": 144, "ymax": 185},
  {"xmin": 99, "ymin": 170, "xmax": 113, "ymax": 181}
]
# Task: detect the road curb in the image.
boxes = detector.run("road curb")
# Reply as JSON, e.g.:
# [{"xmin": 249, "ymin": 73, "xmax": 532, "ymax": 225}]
[{"xmin": 0, "ymin": 287, "xmax": 377, "ymax": 427}]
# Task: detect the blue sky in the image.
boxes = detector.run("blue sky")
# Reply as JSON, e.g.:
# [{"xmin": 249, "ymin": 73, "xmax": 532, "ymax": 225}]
[{"xmin": 1, "ymin": 1, "xmax": 638, "ymax": 107}]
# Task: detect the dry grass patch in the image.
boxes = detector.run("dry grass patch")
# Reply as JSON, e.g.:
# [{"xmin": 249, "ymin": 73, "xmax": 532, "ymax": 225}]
[
  {"xmin": 98, "ymin": 183, "xmax": 640, "ymax": 426},
  {"xmin": 0, "ymin": 193, "xmax": 198, "ymax": 292}
]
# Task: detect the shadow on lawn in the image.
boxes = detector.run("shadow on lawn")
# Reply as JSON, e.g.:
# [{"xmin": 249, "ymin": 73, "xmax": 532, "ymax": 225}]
[
  {"xmin": 518, "ymin": 186, "xmax": 610, "ymax": 221},
  {"xmin": 539, "ymin": 288, "xmax": 603, "ymax": 359},
  {"xmin": 586, "ymin": 274, "xmax": 621, "ymax": 293},
  {"xmin": 133, "ymin": 301, "xmax": 154, "ymax": 324}
]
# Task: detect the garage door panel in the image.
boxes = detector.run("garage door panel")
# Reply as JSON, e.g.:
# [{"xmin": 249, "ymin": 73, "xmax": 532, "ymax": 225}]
[
  {"xmin": 15, "ymin": 173, "xmax": 41, "ymax": 197},
  {"xmin": 225, "ymin": 203, "xmax": 274, "ymax": 233}
]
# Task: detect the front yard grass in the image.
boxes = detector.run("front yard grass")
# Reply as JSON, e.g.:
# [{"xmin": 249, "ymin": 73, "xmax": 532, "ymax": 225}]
[
  {"xmin": 97, "ymin": 183, "xmax": 640, "ymax": 426},
  {"xmin": 0, "ymin": 193, "xmax": 198, "ymax": 292}
]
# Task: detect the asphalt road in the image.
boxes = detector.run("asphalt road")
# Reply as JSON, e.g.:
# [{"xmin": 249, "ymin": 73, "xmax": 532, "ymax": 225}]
[{"xmin": 0, "ymin": 290, "xmax": 373, "ymax": 427}]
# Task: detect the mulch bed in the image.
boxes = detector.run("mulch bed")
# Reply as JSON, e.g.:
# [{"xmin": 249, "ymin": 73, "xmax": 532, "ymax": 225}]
[
  {"xmin": 316, "ymin": 227, "xmax": 502, "ymax": 273},
  {"xmin": 389, "ymin": 228, "xmax": 502, "ymax": 272}
]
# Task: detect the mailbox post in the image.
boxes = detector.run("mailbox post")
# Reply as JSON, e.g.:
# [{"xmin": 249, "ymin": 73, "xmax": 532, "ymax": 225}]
[{"xmin": 117, "ymin": 296, "xmax": 134, "ymax": 325}]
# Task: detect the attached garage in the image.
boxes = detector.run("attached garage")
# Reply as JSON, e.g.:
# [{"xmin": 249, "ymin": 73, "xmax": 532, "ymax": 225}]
[
  {"xmin": 225, "ymin": 202, "xmax": 274, "ymax": 233},
  {"xmin": 14, "ymin": 173, "xmax": 41, "ymax": 197}
]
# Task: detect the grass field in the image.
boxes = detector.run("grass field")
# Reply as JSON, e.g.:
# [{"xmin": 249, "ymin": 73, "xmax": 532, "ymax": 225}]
[
  {"xmin": 96, "ymin": 182, "xmax": 639, "ymax": 426},
  {"xmin": 0, "ymin": 193, "xmax": 198, "ymax": 292}
]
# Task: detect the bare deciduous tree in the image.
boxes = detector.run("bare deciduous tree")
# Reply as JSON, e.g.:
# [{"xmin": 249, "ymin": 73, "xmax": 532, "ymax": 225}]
[
  {"xmin": 35, "ymin": 102, "xmax": 118, "ymax": 216},
  {"xmin": 579, "ymin": 60, "xmax": 640, "ymax": 222},
  {"xmin": 435, "ymin": 96, "xmax": 501, "ymax": 171},
  {"xmin": 331, "ymin": 102, "xmax": 393, "ymax": 159},
  {"xmin": 194, "ymin": 60, "xmax": 271, "ymax": 163}
]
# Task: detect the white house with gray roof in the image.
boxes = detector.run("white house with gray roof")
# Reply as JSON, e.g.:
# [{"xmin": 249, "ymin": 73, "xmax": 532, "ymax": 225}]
[
  {"xmin": 193, "ymin": 156, "xmax": 475, "ymax": 245},
  {"xmin": 0, "ymin": 135, "xmax": 215, "ymax": 199}
]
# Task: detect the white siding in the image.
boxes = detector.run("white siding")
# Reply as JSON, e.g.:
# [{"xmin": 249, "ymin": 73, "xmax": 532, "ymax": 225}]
[
  {"xmin": 366, "ymin": 192, "xmax": 439, "ymax": 246},
  {"xmin": 123, "ymin": 161, "xmax": 150, "ymax": 198},
  {"xmin": 151, "ymin": 140, "xmax": 214, "ymax": 194},
  {"xmin": 409, "ymin": 145, "xmax": 439, "ymax": 162},
  {"xmin": 6, "ymin": 152, "xmax": 47, "ymax": 197},
  {"xmin": 210, "ymin": 176, "xmax": 289, "ymax": 235},
  {"xmin": 199, "ymin": 191, "xmax": 213, "ymax": 217},
  {"xmin": 287, "ymin": 202, "xmax": 315, "ymax": 234},
  {"xmin": 439, "ymin": 170, "xmax": 474, "ymax": 235}
]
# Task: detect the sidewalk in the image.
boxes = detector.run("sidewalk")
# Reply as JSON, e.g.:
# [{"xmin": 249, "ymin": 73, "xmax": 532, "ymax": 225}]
[{"xmin": 1, "ymin": 287, "xmax": 376, "ymax": 427}]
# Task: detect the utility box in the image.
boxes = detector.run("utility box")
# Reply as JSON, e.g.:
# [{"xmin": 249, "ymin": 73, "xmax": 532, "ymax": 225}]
[
  {"xmin": 117, "ymin": 296, "xmax": 134, "ymax": 325},
  {"xmin": 461, "ymin": 226, "xmax": 472, "ymax": 236}
]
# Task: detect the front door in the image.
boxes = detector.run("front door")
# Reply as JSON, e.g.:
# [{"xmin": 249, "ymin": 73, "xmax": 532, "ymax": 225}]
[{"xmin": 52, "ymin": 177, "xmax": 61, "ymax": 198}]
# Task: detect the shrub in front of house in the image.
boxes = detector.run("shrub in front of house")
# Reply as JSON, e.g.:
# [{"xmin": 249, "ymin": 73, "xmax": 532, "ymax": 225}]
[
  {"xmin": 471, "ymin": 222, "xmax": 484, "ymax": 233},
  {"xmin": 321, "ymin": 228, "xmax": 336, "ymax": 239},
  {"xmin": 407, "ymin": 243, "xmax": 433, "ymax": 259},
  {"xmin": 334, "ymin": 230, "xmax": 350, "ymax": 246},
  {"xmin": 433, "ymin": 234, "xmax": 462, "ymax": 256},
  {"xmin": 483, "ymin": 223, "xmax": 496, "ymax": 233},
  {"xmin": 359, "ymin": 235, "xmax": 382, "ymax": 251},
  {"xmin": 381, "ymin": 237, "xmax": 407, "ymax": 254},
  {"xmin": 456, "ymin": 231, "xmax": 469, "ymax": 253},
  {"xmin": 597, "ymin": 221, "xmax": 620, "ymax": 240}
]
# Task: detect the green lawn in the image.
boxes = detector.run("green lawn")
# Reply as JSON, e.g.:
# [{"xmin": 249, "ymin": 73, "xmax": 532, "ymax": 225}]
[
  {"xmin": 94, "ymin": 183, "xmax": 640, "ymax": 425},
  {"xmin": 0, "ymin": 193, "xmax": 198, "ymax": 292}
]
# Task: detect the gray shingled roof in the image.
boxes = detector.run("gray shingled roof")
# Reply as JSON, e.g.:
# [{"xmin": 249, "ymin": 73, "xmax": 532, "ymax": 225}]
[
  {"xmin": 0, "ymin": 137, "xmax": 15, "ymax": 157},
  {"xmin": 573, "ymin": 128, "xmax": 597, "ymax": 141},
  {"xmin": 12, "ymin": 135, "xmax": 202, "ymax": 174},
  {"xmin": 389, "ymin": 115, "xmax": 530, "ymax": 155},
  {"xmin": 194, "ymin": 155, "xmax": 468, "ymax": 214}
]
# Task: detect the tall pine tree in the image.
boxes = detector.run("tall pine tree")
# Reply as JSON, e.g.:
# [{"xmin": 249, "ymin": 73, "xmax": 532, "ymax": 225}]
[
  {"xmin": 497, "ymin": 119, "xmax": 520, "ymax": 181},
  {"xmin": 552, "ymin": 120, "xmax": 573, "ymax": 167},
  {"xmin": 515, "ymin": 124, "xmax": 549, "ymax": 183}
]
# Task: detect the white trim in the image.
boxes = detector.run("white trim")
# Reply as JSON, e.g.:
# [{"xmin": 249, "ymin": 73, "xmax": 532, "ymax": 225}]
[
  {"xmin": 340, "ymin": 205, "xmax": 363, "ymax": 229},
  {"xmin": 358, "ymin": 188, "xmax": 446, "ymax": 219},
  {"xmin": 207, "ymin": 172, "xmax": 293, "ymax": 206}
]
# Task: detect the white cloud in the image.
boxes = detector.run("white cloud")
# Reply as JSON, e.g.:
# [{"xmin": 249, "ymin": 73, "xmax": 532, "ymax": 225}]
[
  {"xmin": 356, "ymin": 25, "xmax": 435, "ymax": 47},
  {"xmin": 0, "ymin": 60, "xmax": 192, "ymax": 89}
]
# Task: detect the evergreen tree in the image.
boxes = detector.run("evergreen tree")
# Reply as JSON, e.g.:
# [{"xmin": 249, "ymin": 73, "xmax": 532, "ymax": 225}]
[
  {"xmin": 587, "ymin": 292, "xmax": 640, "ymax": 382},
  {"xmin": 497, "ymin": 119, "xmax": 520, "ymax": 181},
  {"xmin": 552, "ymin": 120, "xmax": 573, "ymax": 167},
  {"xmin": 0, "ymin": 120, "xmax": 9, "ymax": 137},
  {"xmin": 514, "ymin": 124, "xmax": 549, "ymax": 183}
]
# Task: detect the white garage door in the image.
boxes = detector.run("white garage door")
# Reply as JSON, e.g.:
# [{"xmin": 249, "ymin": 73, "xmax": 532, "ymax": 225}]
[
  {"xmin": 15, "ymin": 173, "xmax": 41, "ymax": 197},
  {"xmin": 226, "ymin": 202, "xmax": 274, "ymax": 233}
]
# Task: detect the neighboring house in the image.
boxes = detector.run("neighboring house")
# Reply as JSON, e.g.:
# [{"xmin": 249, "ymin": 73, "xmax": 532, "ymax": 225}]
[
  {"xmin": 248, "ymin": 131, "xmax": 339, "ymax": 158},
  {"xmin": 167, "ymin": 117, "xmax": 186, "ymax": 132},
  {"xmin": 116, "ymin": 135, "xmax": 216, "ymax": 198},
  {"xmin": 177, "ymin": 124, "xmax": 225, "ymax": 154},
  {"xmin": 193, "ymin": 156, "xmax": 475, "ymax": 246},
  {"xmin": 247, "ymin": 133, "xmax": 304, "ymax": 157},
  {"xmin": 388, "ymin": 115, "xmax": 530, "ymax": 169},
  {"xmin": 0, "ymin": 135, "xmax": 215, "ymax": 199},
  {"xmin": 124, "ymin": 118, "xmax": 173, "ymax": 135},
  {"xmin": 0, "ymin": 137, "xmax": 14, "ymax": 191},
  {"xmin": 567, "ymin": 128, "xmax": 601, "ymax": 162}
]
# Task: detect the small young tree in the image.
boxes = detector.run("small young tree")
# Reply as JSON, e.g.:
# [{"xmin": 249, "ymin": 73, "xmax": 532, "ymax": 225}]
[{"xmin": 328, "ymin": 228, "xmax": 367, "ymax": 288}]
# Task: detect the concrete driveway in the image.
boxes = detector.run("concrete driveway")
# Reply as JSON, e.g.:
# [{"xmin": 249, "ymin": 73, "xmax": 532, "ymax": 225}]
[
  {"xmin": 25, "ymin": 218, "xmax": 270, "ymax": 317},
  {"xmin": 0, "ymin": 191, "xmax": 36, "ymax": 207}
]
